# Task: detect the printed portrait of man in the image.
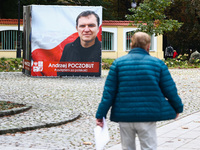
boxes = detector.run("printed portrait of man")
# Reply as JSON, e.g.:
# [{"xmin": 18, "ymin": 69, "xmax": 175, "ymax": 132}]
[{"xmin": 57, "ymin": 10, "xmax": 101, "ymax": 76}]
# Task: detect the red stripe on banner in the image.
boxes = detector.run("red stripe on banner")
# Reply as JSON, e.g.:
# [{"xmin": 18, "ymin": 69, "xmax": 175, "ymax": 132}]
[
  {"xmin": 31, "ymin": 61, "xmax": 99, "ymax": 76},
  {"xmin": 31, "ymin": 32, "xmax": 79, "ymax": 76},
  {"xmin": 97, "ymin": 25, "xmax": 102, "ymax": 41},
  {"xmin": 23, "ymin": 59, "xmax": 31, "ymax": 71},
  {"xmin": 55, "ymin": 62, "xmax": 99, "ymax": 73},
  {"xmin": 32, "ymin": 32, "xmax": 79, "ymax": 62}
]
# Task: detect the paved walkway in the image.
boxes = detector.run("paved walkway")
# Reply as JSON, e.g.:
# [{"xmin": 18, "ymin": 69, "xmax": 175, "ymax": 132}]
[
  {"xmin": 1, "ymin": 112, "xmax": 200, "ymax": 150},
  {"xmin": 0, "ymin": 69, "xmax": 199, "ymax": 149},
  {"xmin": 107, "ymin": 111, "xmax": 200, "ymax": 150}
]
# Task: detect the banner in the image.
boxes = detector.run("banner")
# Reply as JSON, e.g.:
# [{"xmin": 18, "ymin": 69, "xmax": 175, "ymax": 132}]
[
  {"xmin": 23, "ymin": 5, "xmax": 102, "ymax": 77},
  {"xmin": 23, "ymin": 6, "xmax": 31, "ymax": 75}
]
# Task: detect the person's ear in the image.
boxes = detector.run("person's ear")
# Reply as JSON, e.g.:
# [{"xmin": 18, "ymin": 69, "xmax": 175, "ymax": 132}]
[
  {"xmin": 130, "ymin": 42, "xmax": 133, "ymax": 49},
  {"xmin": 146, "ymin": 43, "xmax": 151, "ymax": 52}
]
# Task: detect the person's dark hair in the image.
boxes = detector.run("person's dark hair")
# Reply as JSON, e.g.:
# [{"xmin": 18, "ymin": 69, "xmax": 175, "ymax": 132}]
[{"xmin": 76, "ymin": 10, "xmax": 100, "ymax": 27}]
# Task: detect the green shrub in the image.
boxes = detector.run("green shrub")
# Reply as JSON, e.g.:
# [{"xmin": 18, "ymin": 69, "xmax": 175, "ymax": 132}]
[
  {"xmin": 102, "ymin": 56, "xmax": 200, "ymax": 70},
  {"xmin": 0, "ymin": 58, "xmax": 115, "ymax": 71},
  {"xmin": 102, "ymin": 58, "xmax": 115, "ymax": 70},
  {"xmin": 176, "ymin": 53, "xmax": 189, "ymax": 61},
  {"xmin": 0, "ymin": 58, "xmax": 23, "ymax": 72},
  {"xmin": 0, "ymin": 56, "xmax": 199, "ymax": 72},
  {"xmin": 164, "ymin": 53, "xmax": 200, "ymax": 69}
]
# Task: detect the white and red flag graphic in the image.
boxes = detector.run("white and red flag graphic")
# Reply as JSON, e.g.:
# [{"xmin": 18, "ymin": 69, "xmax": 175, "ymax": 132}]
[{"xmin": 28, "ymin": 5, "xmax": 102, "ymax": 76}]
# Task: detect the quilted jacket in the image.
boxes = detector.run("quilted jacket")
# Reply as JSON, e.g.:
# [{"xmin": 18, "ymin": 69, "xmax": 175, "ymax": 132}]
[{"xmin": 96, "ymin": 48, "xmax": 184, "ymax": 122}]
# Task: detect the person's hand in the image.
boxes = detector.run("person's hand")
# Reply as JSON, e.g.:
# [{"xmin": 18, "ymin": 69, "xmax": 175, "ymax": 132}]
[
  {"xmin": 175, "ymin": 113, "xmax": 179, "ymax": 119},
  {"xmin": 96, "ymin": 118, "xmax": 103, "ymax": 127}
]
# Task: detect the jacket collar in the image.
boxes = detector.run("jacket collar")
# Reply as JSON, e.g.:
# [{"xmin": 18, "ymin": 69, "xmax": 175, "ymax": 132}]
[{"xmin": 129, "ymin": 47, "xmax": 150, "ymax": 55}]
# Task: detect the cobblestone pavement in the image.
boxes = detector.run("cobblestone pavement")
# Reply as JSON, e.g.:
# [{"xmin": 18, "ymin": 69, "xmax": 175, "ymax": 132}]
[{"xmin": 0, "ymin": 69, "xmax": 199, "ymax": 150}]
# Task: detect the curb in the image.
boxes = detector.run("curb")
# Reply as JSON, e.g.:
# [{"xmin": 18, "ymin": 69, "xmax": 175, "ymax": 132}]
[
  {"xmin": 0, "ymin": 105, "xmax": 32, "ymax": 117},
  {"xmin": 0, "ymin": 112, "xmax": 80, "ymax": 135},
  {"xmin": 0, "ymin": 104, "xmax": 81, "ymax": 135}
]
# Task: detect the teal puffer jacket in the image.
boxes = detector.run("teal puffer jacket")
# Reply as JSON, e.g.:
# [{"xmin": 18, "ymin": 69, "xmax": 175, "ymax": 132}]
[{"xmin": 96, "ymin": 48, "xmax": 183, "ymax": 122}]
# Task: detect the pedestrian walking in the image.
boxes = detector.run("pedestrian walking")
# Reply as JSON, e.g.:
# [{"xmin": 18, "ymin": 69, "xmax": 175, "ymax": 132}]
[
  {"xmin": 165, "ymin": 45, "xmax": 174, "ymax": 59},
  {"xmin": 96, "ymin": 32, "xmax": 184, "ymax": 150}
]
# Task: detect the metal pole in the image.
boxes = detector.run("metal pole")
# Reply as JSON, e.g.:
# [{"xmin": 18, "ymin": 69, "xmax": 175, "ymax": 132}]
[
  {"xmin": 118, "ymin": 0, "xmax": 119, "ymax": 19},
  {"xmin": 17, "ymin": 0, "xmax": 21, "ymax": 58}
]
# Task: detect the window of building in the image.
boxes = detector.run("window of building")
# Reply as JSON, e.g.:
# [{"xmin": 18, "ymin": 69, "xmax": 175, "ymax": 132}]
[
  {"xmin": 123, "ymin": 28, "xmax": 157, "ymax": 51},
  {"xmin": 102, "ymin": 28, "xmax": 117, "ymax": 51},
  {"xmin": 102, "ymin": 31, "xmax": 114, "ymax": 50},
  {"xmin": 126, "ymin": 30, "xmax": 135, "ymax": 50},
  {"xmin": 0, "ymin": 30, "xmax": 23, "ymax": 50},
  {"xmin": 150, "ymin": 34, "xmax": 157, "ymax": 51}
]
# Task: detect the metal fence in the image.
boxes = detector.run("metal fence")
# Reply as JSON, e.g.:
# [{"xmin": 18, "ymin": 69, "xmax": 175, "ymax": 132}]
[
  {"xmin": 102, "ymin": 31, "xmax": 114, "ymax": 51},
  {"xmin": 0, "ymin": 30, "xmax": 23, "ymax": 50},
  {"xmin": 126, "ymin": 31, "xmax": 135, "ymax": 50}
]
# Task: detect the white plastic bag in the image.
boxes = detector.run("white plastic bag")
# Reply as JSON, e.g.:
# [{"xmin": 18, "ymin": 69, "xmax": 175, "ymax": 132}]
[{"xmin": 94, "ymin": 117, "xmax": 110, "ymax": 150}]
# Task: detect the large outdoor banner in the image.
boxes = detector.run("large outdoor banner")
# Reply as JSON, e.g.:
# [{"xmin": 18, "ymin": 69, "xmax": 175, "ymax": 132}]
[
  {"xmin": 23, "ymin": 5, "xmax": 102, "ymax": 77},
  {"xmin": 23, "ymin": 6, "xmax": 32, "ymax": 75}
]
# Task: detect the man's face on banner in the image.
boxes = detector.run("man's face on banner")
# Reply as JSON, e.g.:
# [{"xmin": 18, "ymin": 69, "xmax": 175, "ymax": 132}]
[{"xmin": 76, "ymin": 14, "xmax": 99, "ymax": 47}]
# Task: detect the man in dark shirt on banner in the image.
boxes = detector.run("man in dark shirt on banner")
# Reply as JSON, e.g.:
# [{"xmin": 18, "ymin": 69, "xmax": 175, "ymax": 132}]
[{"xmin": 57, "ymin": 10, "xmax": 101, "ymax": 76}]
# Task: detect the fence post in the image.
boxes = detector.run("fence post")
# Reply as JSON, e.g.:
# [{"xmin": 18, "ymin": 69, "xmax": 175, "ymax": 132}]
[{"xmin": 17, "ymin": 0, "xmax": 21, "ymax": 58}]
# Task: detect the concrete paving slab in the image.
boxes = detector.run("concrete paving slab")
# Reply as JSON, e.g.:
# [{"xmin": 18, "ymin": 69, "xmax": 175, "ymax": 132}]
[{"xmin": 107, "ymin": 111, "xmax": 200, "ymax": 150}]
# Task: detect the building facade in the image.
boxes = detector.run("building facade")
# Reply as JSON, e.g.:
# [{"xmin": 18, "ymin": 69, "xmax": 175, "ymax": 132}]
[
  {"xmin": 0, "ymin": 19, "xmax": 163, "ymax": 59},
  {"xmin": 102, "ymin": 21, "xmax": 163, "ymax": 59}
]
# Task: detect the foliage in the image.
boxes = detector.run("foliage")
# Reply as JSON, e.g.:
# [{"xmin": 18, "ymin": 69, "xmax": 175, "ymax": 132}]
[
  {"xmin": 165, "ymin": 0, "xmax": 200, "ymax": 52},
  {"xmin": 102, "ymin": 0, "xmax": 133, "ymax": 20},
  {"xmin": 164, "ymin": 54, "xmax": 200, "ymax": 69},
  {"xmin": 0, "ymin": 0, "xmax": 59, "ymax": 19},
  {"xmin": 0, "ymin": 58, "xmax": 23, "ymax": 72},
  {"xmin": 0, "ymin": 0, "xmax": 141, "ymax": 21},
  {"xmin": 126, "ymin": 0, "xmax": 183, "ymax": 36},
  {"xmin": 0, "ymin": 57, "xmax": 115, "ymax": 71},
  {"xmin": 0, "ymin": 0, "xmax": 112, "ymax": 20},
  {"xmin": 102, "ymin": 56, "xmax": 200, "ymax": 70},
  {"xmin": 62, "ymin": 0, "xmax": 113, "ymax": 20},
  {"xmin": 102, "ymin": 58, "xmax": 115, "ymax": 69},
  {"xmin": 1, "ymin": 57, "xmax": 199, "ymax": 72}
]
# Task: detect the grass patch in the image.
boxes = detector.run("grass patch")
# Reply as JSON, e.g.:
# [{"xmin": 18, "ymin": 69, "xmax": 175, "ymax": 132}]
[{"xmin": 0, "ymin": 101, "xmax": 25, "ymax": 111}]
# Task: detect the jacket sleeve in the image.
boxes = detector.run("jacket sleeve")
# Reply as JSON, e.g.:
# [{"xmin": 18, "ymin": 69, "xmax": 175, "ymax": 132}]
[
  {"xmin": 96, "ymin": 61, "xmax": 118, "ymax": 119},
  {"xmin": 159, "ymin": 61, "xmax": 184, "ymax": 113}
]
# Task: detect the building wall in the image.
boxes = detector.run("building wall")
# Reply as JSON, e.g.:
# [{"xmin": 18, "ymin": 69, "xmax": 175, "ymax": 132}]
[
  {"xmin": 150, "ymin": 35, "xmax": 163, "ymax": 58},
  {"xmin": 0, "ymin": 25, "xmax": 23, "ymax": 58},
  {"xmin": 102, "ymin": 25, "xmax": 164, "ymax": 60},
  {"xmin": 0, "ymin": 25, "xmax": 23, "ymax": 31},
  {"xmin": 0, "ymin": 50, "xmax": 23, "ymax": 58},
  {"xmin": 0, "ymin": 24, "xmax": 163, "ymax": 60}
]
